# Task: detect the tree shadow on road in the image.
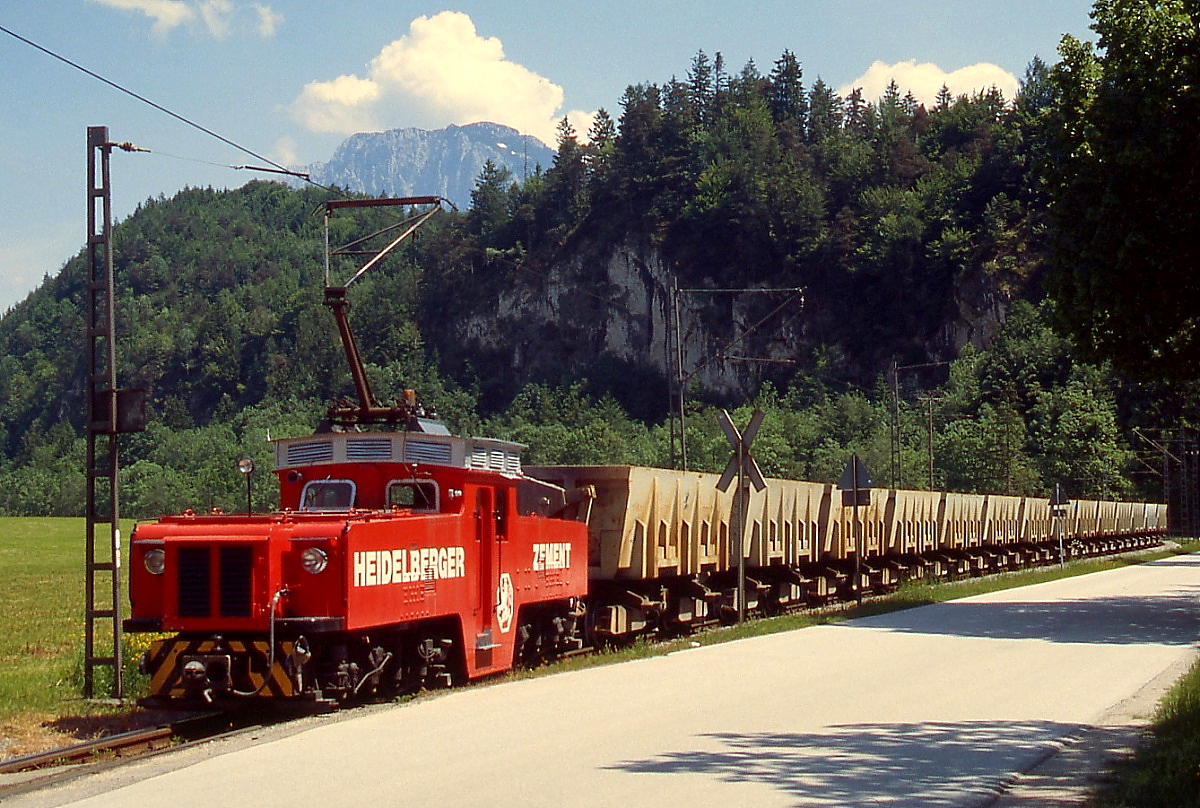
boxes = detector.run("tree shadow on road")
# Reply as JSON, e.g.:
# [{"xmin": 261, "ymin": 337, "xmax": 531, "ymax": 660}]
[
  {"xmin": 607, "ymin": 719, "xmax": 1082, "ymax": 807},
  {"xmin": 845, "ymin": 590, "xmax": 1200, "ymax": 646}
]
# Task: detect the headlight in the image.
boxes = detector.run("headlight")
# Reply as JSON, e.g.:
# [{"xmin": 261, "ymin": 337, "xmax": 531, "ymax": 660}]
[
  {"xmin": 143, "ymin": 548, "xmax": 166, "ymax": 575},
  {"xmin": 300, "ymin": 547, "xmax": 328, "ymax": 575}
]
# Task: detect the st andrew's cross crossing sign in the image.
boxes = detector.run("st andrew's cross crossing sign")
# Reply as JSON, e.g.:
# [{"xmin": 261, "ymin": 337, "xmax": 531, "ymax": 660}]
[
  {"xmin": 716, "ymin": 409, "xmax": 767, "ymax": 494},
  {"xmin": 715, "ymin": 408, "xmax": 766, "ymax": 623}
]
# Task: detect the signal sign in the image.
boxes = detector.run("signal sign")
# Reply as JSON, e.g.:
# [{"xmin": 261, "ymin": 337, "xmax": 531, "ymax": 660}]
[
  {"xmin": 838, "ymin": 452, "xmax": 873, "ymax": 605},
  {"xmin": 838, "ymin": 454, "xmax": 873, "ymax": 507},
  {"xmin": 1050, "ymin": 483, "xmax": 1071, "ymax": 518}
]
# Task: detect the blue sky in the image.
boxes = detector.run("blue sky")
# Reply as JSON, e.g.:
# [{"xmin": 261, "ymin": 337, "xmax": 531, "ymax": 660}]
[{"xmin": 1, "ymin": 0, "xmax": 1098, "ymax": 313}]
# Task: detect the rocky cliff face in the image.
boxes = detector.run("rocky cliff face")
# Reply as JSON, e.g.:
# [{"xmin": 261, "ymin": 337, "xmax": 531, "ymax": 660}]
[
  {"xmin": 432, "ymin": 235, "xmax": 808, "ymax": 403},
  {"xmin": 431, "ymin": 232, "xmax": 1011, "ymax": 406},
  {"xmin": 308, "ymin": 122, "xmax": 554, "ymax": 208}
]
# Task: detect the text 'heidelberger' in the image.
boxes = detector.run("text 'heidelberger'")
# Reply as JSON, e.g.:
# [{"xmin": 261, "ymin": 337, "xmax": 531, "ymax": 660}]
[{"xmin": 354, "ymin": 547, "xmax": 465, "ymax": 587}]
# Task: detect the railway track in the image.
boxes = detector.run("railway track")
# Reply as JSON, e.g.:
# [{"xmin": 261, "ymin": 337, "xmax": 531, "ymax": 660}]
[
  {"xmin": 0, "ymin": 709, "xmax": 275, "ymax": 800},
  {"xmin": 0, "ymin": 725, "xmax": 176, "ymax": 774}
]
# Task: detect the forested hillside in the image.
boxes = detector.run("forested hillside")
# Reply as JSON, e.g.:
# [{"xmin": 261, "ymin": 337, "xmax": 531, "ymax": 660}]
[
  {"xmin": 419, "ymin": 55, "xmax": 1049, "ymax": 401},
  {"xmin": 2, "ymin": 20, "xmax": 1197, "ymax": 518}
]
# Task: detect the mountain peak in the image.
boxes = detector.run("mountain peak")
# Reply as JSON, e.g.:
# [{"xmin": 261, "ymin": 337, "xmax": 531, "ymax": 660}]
[{"xmin": 308, "ymin": 122, "xmax": 554, "ymax": 208}]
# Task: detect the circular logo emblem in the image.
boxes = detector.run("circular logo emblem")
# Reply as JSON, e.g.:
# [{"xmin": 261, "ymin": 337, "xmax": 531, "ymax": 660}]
[{"xmin": 496, "ymin": 573, "xmax": 514, "ymax": 634}]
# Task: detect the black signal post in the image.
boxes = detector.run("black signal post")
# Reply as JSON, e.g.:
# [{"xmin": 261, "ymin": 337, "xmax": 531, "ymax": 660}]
[
  {"xmin": 839, "ymin": 454, "xmax": 873, "ymax": 605},
  {"xmin": 1051, "ymin": 483, "xmax": 1070, "ymax": 567}
]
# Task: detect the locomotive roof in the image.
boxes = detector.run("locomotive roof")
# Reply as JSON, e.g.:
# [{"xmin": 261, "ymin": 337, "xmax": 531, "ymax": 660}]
[{"xmin": 273, "ymin": 430, "xmax": 527, "ymax": 477}]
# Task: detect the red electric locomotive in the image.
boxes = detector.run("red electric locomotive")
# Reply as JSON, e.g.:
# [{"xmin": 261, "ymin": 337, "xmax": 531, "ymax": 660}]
[{"xmin": 125, "ymin": 198, "xmax": 590, "ymax": 703}]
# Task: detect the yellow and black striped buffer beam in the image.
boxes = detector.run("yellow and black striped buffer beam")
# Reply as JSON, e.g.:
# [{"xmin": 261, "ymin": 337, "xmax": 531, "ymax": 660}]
[{"xmin": 146, "ymin": 637, "xmax": 298, "ymax": 699}]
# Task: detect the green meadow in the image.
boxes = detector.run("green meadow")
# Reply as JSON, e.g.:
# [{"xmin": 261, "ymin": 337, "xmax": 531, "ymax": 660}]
[{"xmin": 0, "ymin": 517, "xmax": 148, "ymax": 724}]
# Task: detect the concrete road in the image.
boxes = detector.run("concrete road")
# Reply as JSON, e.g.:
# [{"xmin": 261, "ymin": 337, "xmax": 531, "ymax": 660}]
[{"xmin": 9, "ymin": 554, "xmax": 1200, "ymax": 807}]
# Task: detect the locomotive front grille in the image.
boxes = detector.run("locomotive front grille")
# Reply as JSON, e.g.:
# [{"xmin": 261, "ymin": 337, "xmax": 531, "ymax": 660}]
[
  {"xmin": 177, "ymin": 547, "xmax": 211, "ymax": 617},
  {"xmin": 219, "ymin": 546, "xmax": 253, "ymax": 617},
  {"xmin": 175, "ymin": 545, "xmax": 254, "ymax": 619}
]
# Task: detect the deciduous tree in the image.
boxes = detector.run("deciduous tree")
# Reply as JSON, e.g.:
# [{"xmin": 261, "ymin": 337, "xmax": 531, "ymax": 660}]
[{"xmin": 1043, "ymin": 0, "xmax": 1200, "ymax": 380}]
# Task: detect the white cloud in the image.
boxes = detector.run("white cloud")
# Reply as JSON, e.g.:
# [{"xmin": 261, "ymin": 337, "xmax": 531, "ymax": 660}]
[
  {"xmin": 840, "ymin": 60, "xmax": 1019, "ymax": 108},
  {"xmin": 272, "ymin": 136, "xmax": 299, "ymax": 167},
  {"xmin": 90, "ymin": 0, "xmax": 281, "ymax": 39},
  {"xmin": 91, "ymin": 0, "xmax": 195, "ymax": 36},
  {"xmin": 294, "ymin": 74, "xmax": 382, "ymax": 133},
  {"xmin": 198, "ymin": 0, "xmax": 233, "ymax": 38},
  {"xmin": 565, "ymin": 110, "xmax": 597, "ymax": 143},
  {"xmin": 292, "ymin": 11, "xmax": 585, "ymax": 146},
  {"xmin": 252, "ymin": 3, "xmax": 283, "ymax": 37}
]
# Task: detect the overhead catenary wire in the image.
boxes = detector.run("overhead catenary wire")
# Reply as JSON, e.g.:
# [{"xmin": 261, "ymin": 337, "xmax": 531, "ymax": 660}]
[
  {"xmin": 0, "ymin": 23, "xmax": 324, "ymax": 188},
  {"xmin": 131, "ymin": 147, "xmax": 311, "ymax": 180}
]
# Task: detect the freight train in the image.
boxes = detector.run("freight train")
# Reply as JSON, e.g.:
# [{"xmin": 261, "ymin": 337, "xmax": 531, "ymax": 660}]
[
  {"xmin": 123, "ymin": 197, "xmax": 1168, "ymax": 703},
  {"xmin": 125, "ymin": 436, "xmax": 1166, "ymax": 703}
]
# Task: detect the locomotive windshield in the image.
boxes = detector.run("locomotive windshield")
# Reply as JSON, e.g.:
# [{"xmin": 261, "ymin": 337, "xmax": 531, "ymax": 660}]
[{"xmin": 301, "ymin": 480, "xmax": 356, "ymax": 511}]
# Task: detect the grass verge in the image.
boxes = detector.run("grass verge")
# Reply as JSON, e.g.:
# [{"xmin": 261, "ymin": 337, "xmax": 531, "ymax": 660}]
[
  {"xmin": 1092, "ymin": 652, "xmax": 1200, "ymax": 807},
  {"xmin": 508, "ymin": 539, "xmax": 1200, "ymax": 677}
]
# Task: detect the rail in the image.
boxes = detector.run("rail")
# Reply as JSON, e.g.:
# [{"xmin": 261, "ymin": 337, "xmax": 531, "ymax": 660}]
[{"xmin": 0, "ymin": 709, "xmax": 264, "ymax": 799}]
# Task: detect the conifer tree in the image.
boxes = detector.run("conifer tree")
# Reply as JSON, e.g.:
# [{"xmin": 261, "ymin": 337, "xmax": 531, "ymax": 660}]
[
  {"xmin": 768, "ymin": 49, "xmax": 808, "ymax": 128},
  {"xmin": 806, "ymin": 78, "xmax": 843, "ymax": 142}
]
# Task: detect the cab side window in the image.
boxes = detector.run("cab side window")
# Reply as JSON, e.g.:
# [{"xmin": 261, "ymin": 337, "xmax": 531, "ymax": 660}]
[{"xmin": 388, "ymin": 480, "xmax": 439, "ymax": 512}]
